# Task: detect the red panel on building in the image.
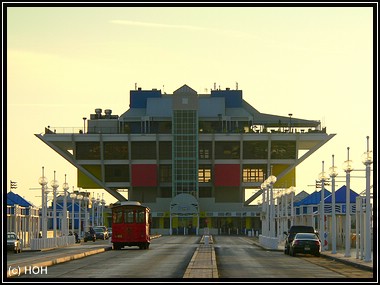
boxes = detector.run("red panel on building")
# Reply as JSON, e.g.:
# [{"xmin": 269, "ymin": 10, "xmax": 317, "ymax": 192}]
[
  {"xmin": 214, "ymin": 164, "xmax": 240, "ymax": 186},
  {"xmin": 131, "ymin": 164, "xmax": 157, "ymax": 187}
]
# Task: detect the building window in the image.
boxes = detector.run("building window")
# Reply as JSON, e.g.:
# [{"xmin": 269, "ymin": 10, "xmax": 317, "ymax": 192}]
[
  {"xmin": 131, "ymin": 141, "xmax": 156, "ymax": 159},
  {"xmin": 173, "ymin": 110, "xmax": 198, "ymax": 196},
  {"xmin": 158, "ymin": 121, "xmax": 172, "ymax": 134},
  {"xmin": 199, "ymin": 187, "xmax": 212, "ymax": 198},
  {"xmin": 76, "ymin": 142, "xmax": 100, "ymax": 160},
  {"xmin": 160, "ymin": 187, "xmax": 172, "ymax": 198},
  {"xmin": 199, "ymin": 141, "xmax": 212, "ymax": 159},
  {"xmin": 198, "ymin": 165, "xmax": 212, "ymax": 182},
  {"xmin": 159, "ymin": 141, "xmax": 172, "ymax": 159},
  {"xmin": 271, "ymin": 141, "xmax": 296, "ymax": 159},
  {"xmin": 105, "ymin": 165, "xmax": 129, "ymax": 182},
  {"xmin": 242, "ymin": 165, "xmax": 266, "ymax": 182},
  {"xmin": 104, "ymin": 142, "xmax": 128, "ymax": 159},
  {"xmin": 159, "ymin": 165, "xmax": 172, "ymax": 183},
  {"xmin": 215, "ymin": 141, "xmax": 240, "ymax": 159},
  {"xmin": 243, "ymin": 141, "xmax": 268, "ymax": 159}
]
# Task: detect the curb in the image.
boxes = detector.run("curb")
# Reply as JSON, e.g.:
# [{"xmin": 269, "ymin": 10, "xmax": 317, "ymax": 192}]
[{"xmin": 319, "ymin": 253, "xmax": 373, "ymax": 272}]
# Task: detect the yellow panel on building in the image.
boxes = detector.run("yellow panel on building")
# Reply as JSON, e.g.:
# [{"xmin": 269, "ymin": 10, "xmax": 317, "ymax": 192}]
[{"xmin": 77, "ymin": 165, "xmax": 102, "ymax": 188}]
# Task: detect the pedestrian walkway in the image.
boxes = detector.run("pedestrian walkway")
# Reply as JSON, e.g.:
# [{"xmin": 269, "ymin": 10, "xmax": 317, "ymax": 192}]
[
  {"xmin": 183, "ymin": 235, "xmax": 218, "ymax": 278},
  {"xmin": 249, "ymin": 237, "xmax": 373, "ymax": 272}
]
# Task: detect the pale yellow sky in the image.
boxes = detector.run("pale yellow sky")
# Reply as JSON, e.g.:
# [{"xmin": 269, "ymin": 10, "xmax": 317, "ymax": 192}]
[{"xmin": 6, "ymin": 5, "xmax": 375, "ymax": 207}]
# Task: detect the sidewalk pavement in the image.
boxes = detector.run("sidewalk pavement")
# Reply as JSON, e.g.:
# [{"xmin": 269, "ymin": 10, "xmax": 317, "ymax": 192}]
[
  {"xmin": 249, "ymin": 237, "xmax": 373, "ymax": 272},
  {"xmin": 183, "ymin": 235, "xmax": 218, "ymax": 278}
]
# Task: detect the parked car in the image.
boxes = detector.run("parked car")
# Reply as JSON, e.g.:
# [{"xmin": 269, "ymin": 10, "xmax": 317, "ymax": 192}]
[
  {"xmin": 283, "ymin": 225, "xmax": 316, "ymax": 254},
  {"xmin": 93, "ymin": 226, "xmax": 109, "ymax": 240},
  {"xmin": 107, "ymin": 227, "xmax": 112, "ymax": 238},
  {"xmin": 289, "ymin": 232, "xmax": 321, "ymax": 257},
  {"xmin": 7, "ymin": 232, "xmax": 21, "ymax": 253}
]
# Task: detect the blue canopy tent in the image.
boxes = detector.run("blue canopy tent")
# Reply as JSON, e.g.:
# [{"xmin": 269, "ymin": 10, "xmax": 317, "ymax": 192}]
[
  {"xmin": 7, "ymin": 191, "xmax": 34, "ymax": 207},
  {"xmin": 324, "ymin": 185, "xmax": 359, "ymax": 203},
  {"xmin": 294, "ymin": 189, "xmax": 331, "ymax": 215},
  {"xmin": 324, "ymin": 185, "xmax": 359, "ymax": 214}
]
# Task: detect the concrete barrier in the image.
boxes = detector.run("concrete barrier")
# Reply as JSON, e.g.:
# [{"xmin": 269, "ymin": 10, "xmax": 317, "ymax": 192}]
[{"xmin": 259, "ymin": 235, "xmax": 279, "ymax": 250}]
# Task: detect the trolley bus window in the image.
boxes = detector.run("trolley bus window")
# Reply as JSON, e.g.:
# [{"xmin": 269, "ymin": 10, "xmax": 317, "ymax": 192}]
[
  {"xmin": 136, "ymin": 210, "xmax": 145, "ymax": 223},
  {"xmin": 124, "ymin": 209, "xmax": 134, "ymax": 223},
  {"xmin": 113, "ymin": 209, "xmax": 123, "ymax": 224}
]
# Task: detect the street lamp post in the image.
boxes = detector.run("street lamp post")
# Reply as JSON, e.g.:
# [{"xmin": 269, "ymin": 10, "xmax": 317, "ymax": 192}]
[
  {"xmin": 288, "ymin": 186, "xmax": 295, "ymax": 227},
  {"xmin": 361, "ymin": 136, "xmax": 373, "ymax": 262},
  {"xmin": 101, "ymin": 196, "xmax": 106, "ymax": 226},
  {"xmin": 62, "ymin": 175, "xmax": 70, "ymax": 236},
  {"xmin": 84, "ymin": 193, "xmax": 89, "ymax": 231},
  {"xmin": 83, "ymin": 117, "xmax": 87, "ymax": 133},
  {"xmin": 45, "ymin": 188, "xmax": 51, "ymax": 237},
  {"xmin": 261, "ymin": 182, "xmax": 268, "ymax": 236},
  {"xmin": 77, "ymin": 194, "xmax": 83, "ymax": 239},
  {"xmin": 329, "ymin": 155, "xmax": 338, "ymax": 254},
  {"xmin": 267, "ymin": 175, "xmax": 277, "ymax": 238},
  {"xmin": 342, "ymin": 147, "xmax": 353, "ymax": 257},
  {"xmin": 284, "ymin": 189, "xmax": 288, "ymax": 231},
  {"xmin": 70, "ymin": 192, "xmax": 76, "ymax": 234},
  {"xmin": 96, "ymin": 195, "xmax": 101, "ymax": 226},
  {"xmin": 50, "ymin": 171, "xmax": 59, "ymax": 239},
  {"xmin": 38, "ymin": 167, "xmax": 48, "ymax": 239},
  {"xmin": 318, "ymin": 161, "xmax": 328, "ymax": 252},
  {"xmin": 91, "ymin": 193, "xmax": 96, "ymax": 227}
]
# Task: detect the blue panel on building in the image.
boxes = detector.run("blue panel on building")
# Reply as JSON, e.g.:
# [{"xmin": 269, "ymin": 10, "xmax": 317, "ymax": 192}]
[
  {"xmin": 211, "ymin": 89, "xmax": 242, "ymax": 108},
  {"xmin": 130, "ymin": 89, "xmax": 162, "ymax": 108}
]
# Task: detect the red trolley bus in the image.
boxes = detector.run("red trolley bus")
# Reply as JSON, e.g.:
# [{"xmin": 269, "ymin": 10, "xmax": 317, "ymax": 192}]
[{"xmin": 111, "ymin": 201, "xmax": 151, "ymax": 250}]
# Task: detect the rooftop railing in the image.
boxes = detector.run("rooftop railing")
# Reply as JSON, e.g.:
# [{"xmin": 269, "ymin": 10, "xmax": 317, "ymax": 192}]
[{"xmin": 43, "ymin": 126, "xmax": 326, "ymax": 135}]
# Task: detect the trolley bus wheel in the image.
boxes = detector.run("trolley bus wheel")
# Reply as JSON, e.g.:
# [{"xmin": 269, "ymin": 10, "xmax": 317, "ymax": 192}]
[{"xmin": 113, "ymin": 243, "xmax": 122, "ymax": 250}]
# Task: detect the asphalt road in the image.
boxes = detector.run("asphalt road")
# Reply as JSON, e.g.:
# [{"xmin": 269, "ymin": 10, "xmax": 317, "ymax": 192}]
[
  {"xmin": 7, "ymin": 235, "xmax": 374, "ymax": 280},
  {"xmin": 214, "ymin": 236, "xmax": 373, "ymax": 280}
]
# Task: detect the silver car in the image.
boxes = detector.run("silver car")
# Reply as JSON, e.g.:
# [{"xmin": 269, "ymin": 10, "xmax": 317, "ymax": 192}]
[{"xmin": 7, "ymin": 232, "xmax": 21, "ymax": 253}]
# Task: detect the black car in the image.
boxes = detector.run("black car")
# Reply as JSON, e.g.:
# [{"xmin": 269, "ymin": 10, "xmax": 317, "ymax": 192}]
[
  {"xmin": 289, "ymin": 232, "xmax": 321, "ymax": 257},
  {"xmin": 7, "ymin": 232, "xmax": 21, "ymax": 253},
  {"xmin": 283, "ymin": 225, "xmax": 316, "ymax": 254},
  {"xmin": 93, "ymin": 227, "xmax": 109, "ymax": 240}
]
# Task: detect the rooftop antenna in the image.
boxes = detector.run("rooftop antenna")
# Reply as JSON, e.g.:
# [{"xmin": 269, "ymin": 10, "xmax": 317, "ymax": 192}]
[
  {"xmin": 214, "ymin": 82, "xmax": 216, "ymax": 90},
  {"xmin": 236, "ymin": 82, "xmax": 238, "ymax": 90},
  {"xmin": 135, "ymin": 83, "xmax": 137, "ymax": 90}
]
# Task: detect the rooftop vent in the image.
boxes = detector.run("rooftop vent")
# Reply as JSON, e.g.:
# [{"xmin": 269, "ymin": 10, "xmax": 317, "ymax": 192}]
[
  {"xmin": 105, "ymin": 109, "xmax": 112, "ymax": 118},
  {"xmin": 94, "ymin": 108, "xmax": 102, "ymax": 119}
]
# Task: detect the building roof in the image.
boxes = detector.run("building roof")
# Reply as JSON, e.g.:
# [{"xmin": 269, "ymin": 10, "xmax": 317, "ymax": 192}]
[
  {"xmin": 119, "ymin": 85, "xmax": 321, "ymax": 128},
  {"xmin": 324, "ymin": 185, "xmax": 359, "ymax": 203},
  {"xmin": 294, "ymin": 189, "xmax": 331, "ymax": 206},
  {"xmin": 7, "ymin": 191, "xmax": 35, "ymax": 207}
]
